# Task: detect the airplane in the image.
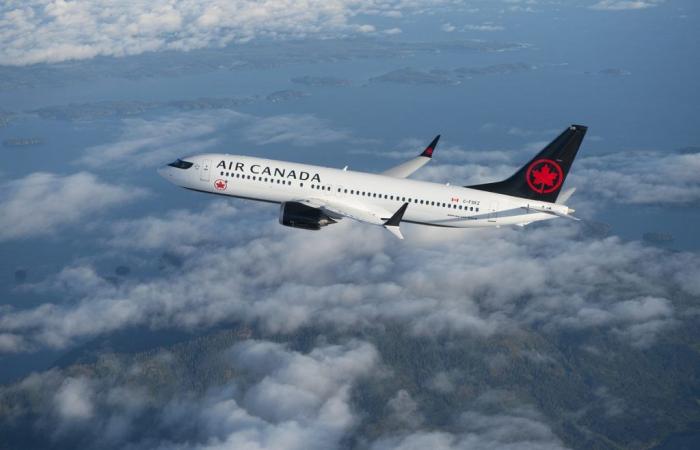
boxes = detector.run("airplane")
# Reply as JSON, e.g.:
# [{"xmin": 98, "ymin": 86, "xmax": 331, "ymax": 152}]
[{"xmin": 158, "ymin": 124, "xmax": 587, "ymax": 239}]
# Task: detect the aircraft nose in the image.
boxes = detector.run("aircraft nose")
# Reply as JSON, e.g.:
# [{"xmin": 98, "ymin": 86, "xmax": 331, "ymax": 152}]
[{"xmin": 157, "ymin": 165, "xmax": 174, "ymax": 180}]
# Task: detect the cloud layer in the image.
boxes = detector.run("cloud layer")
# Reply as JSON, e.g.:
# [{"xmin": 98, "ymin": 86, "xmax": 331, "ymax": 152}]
[
  {"xmin": 0, "ymin": 334, "xmax": 582, "ymax": 450},
  {"xmin": 589, "ymin": 0, "xmax": 664, "ymax": 10},
  {"xmin": 78, "ymin": 110, "xmax": 350, "ymax": 170},
  {"xmin": 0, "ymin": 339, "xmax": 381, "ymax": 449},
  {"xmin": 1, "ymin": 203, "xmax": 697, "ymax": 353},
  {"xmin": 0, "ymin": 0, "xmax": 452, "ymax": 66},
  {"xmin": 0, "ymin": 171, "xmax": 145, "ymax": 242}
]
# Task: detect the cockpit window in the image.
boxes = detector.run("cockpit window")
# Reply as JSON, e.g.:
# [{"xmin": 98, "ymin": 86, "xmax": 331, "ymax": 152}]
[{"xmin": 168, "ymin": 159, "xmax": 193, "ymax": 169}]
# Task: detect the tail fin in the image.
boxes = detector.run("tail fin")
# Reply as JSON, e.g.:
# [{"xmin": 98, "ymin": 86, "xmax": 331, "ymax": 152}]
[{"xmin": 467, "ymin": 124, "xmax": 587, "ymax": 203}]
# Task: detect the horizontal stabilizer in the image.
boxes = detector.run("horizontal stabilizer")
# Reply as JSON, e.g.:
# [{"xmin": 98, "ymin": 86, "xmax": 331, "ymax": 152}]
[
  {"xmin": 522, "ymin": 205, "xmax": 580, "ymax": 221},
  {"xmin": 556, "ymin": 187, "xmax": 576, "ymax": 204},
  {"xmin": 383, "ymin": 202, "xmax": 409, "ymax": 239}
]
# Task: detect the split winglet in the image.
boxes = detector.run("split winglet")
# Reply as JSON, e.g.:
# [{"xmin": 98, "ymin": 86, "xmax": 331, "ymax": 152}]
[{"xmin": 384, "ymin": 202, "xmax": 409, "ymax": 239}]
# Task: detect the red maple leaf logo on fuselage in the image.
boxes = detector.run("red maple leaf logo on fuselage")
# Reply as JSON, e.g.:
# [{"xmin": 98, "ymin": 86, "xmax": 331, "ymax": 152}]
[{"xmin": 214, "ymin": 179, "xmax": 226, "ymax": 190}]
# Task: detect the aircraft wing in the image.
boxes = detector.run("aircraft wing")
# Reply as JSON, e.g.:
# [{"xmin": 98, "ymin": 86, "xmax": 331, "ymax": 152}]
[
  {"xmin": 298, "ymin": 197, "xmax": 410, "ymax": 239},
  {"xmin": 381, "ymin": 135, "xmax": 440, "ymax": 178}
]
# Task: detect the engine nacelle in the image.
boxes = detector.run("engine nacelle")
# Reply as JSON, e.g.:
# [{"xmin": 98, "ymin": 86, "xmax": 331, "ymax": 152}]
[{"xmin": 279, "ymin": 202, "xmax": 337, "ymax": 230}]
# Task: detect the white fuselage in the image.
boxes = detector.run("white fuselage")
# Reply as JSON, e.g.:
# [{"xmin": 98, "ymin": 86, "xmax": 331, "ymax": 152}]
[{"xmin": 159, "ymin": 154, "xmax": 568, "ymax": 228}]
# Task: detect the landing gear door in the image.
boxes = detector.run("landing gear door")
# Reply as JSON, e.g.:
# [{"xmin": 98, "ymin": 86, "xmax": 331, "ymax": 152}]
[{"xmin": 200, "ymin": 159, "xmax": 211, "ymax": 181}]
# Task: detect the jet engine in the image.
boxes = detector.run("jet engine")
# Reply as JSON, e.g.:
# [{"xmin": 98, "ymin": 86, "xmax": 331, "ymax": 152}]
[{"xmin": 279, "ymin": 202, "xmax": 337, "ymax": 230}]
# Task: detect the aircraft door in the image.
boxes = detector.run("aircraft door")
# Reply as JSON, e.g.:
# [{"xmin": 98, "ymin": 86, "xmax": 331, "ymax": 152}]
[
  {"xmin": 200, "ymin": 159, "xmax": 211, "ymax": 181},
  {"xmin": 488, "ymin": 202, "xmax": 498, "ymax": 222}
]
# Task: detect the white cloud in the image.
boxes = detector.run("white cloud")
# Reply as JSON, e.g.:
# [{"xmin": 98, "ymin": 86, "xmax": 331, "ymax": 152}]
[
  {"xmin": 243, "ymin": 113, "xmax": 350, "ymax": 147},
  {"xmin": 0, "ymin": 171, "xmax": 146, "ymax": 242},
  {"xmin": 371, "ymin": 408, "xmax": 567, "ymax": 450},
  {"xmin": 181, "ymin": 340, "xmax": 379, "ymax": 450},
  {"xmin": 1, "ymin": 205, "xmax": 696, "ymax": 353},
  {"xmin": 0, "ymin": 336, "xmax": 577, "ymax": 450},
  {"xmin": 462, "ymin": 23, "xmax": 505, "ymax": 31},
  {"xmin": 78, "ymin": 110, "xmax": 245, "ymax": 169},
  {"xmin": 1, "ymin": 339, "xmax": 380, "ymax": 449},
  {"xmin": 570, "ymin": 150, "xmax": 700, "ymax": 205},
  {"xmin": 106, "ymin": 200, "xmax": 243, "ymax": 251},
  {"xmin": 387, "ymin": 390, "xmax": 424, "ymax": 428},
  {"xmin": 590, "ymin": 0, "xmax": 663, "ymax": 10},
  {"xmin": 54, "ymin": 377, "xmax": 94, "ymax": 421},
  {"xmin": 0, "ymin": 0, "xmax": 456, "ymax": 66},
  {"xmin": 78, "ymin": 111, "xmax": 349, "ymax": 170},
  {"xmin": 0, "ymin": 332, "xmax": 25, "ymax": 353},
  {"xmin": 427, "ymin": 371, "xmax": 456, "ymax": 393}
]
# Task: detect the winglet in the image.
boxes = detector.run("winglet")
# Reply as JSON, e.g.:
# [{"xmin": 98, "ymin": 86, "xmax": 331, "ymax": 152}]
[
  {"xmin": 420, "ymin": 135, "xmax": 441, "ymax": 158},
  {"xmin": 384, "ymin": 202, "xmax": 409, "ymax": 239}
]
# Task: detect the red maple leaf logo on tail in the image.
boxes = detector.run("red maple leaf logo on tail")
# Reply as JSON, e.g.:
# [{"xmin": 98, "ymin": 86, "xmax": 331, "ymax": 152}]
[
  {"xmin": 525, "ymin": 159, "xmax": 563, "ymax": 194},
  {"xmin": 532, "ymin": 164, "xmax": 558, "ymax": 188}
]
